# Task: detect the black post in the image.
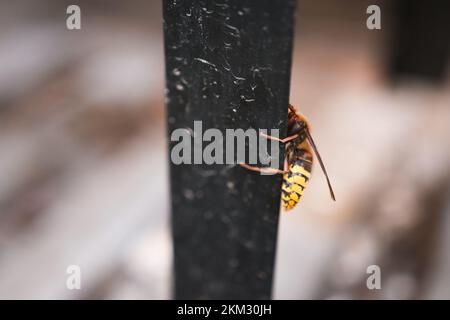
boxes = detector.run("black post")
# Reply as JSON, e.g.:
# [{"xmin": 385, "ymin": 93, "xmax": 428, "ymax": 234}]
[{"xmin": 163, "ymin": 0, "xmax": 296, "ymax": 299}]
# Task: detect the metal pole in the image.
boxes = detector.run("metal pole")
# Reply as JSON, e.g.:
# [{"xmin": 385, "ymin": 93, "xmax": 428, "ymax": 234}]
[{"xmin": 163, "ymin": 0, "xmax": 296, "ymax": 299}]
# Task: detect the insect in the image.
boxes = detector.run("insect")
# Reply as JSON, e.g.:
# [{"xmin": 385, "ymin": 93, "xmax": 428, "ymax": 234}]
[{"xmin": 239, "ymin": 104, "xmax": 335, "ymax": 210}]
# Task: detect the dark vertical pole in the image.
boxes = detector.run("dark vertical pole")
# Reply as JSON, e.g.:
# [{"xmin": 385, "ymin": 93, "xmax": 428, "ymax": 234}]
[{"xmin": 163, "ymin": 0, "xmax": 296, "ymax": 299}]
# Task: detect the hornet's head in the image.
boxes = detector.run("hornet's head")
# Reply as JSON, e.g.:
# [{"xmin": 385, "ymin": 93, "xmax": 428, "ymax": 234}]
[{"xmin": 287, "ymin": 104, "xmax": 310, "ymax": 138}]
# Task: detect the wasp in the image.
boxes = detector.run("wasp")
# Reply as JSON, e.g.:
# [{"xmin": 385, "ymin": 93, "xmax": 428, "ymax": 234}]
[{"xmin": 240, "ymin": 104, "xmax": 335, "ymax": 210}]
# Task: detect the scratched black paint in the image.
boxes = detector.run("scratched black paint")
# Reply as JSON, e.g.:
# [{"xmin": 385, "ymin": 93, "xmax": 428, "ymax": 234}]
[{"xmin": 163, "ymin": 0, "xmax": 296, "ymax": 299}]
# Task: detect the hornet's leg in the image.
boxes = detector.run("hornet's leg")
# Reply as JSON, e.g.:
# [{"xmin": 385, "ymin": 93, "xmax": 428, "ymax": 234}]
[
  {"xmin": 260, "ymin": 132, "xmax": 298, "ymax": 144},
  {"xmin": 239, "ymin": 163, "xmax": 287, "ymax": 175}
]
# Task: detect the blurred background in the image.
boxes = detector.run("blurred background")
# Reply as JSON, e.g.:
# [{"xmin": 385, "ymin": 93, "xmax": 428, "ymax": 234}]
[{"xmin": 0, "ymin": 0, "xmax": 449, "ymax": 299}]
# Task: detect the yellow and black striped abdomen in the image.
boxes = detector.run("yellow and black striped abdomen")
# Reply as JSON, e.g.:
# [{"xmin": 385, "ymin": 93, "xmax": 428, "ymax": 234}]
[{"xmin": 281, "ymin": 150, "xmax": 313, "ymax": 211}]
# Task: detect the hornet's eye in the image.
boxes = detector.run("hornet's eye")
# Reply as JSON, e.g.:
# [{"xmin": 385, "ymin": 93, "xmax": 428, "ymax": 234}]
[{"xmin": 288, "ymin": 121, "xmax": 307, "ymax": 137}]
